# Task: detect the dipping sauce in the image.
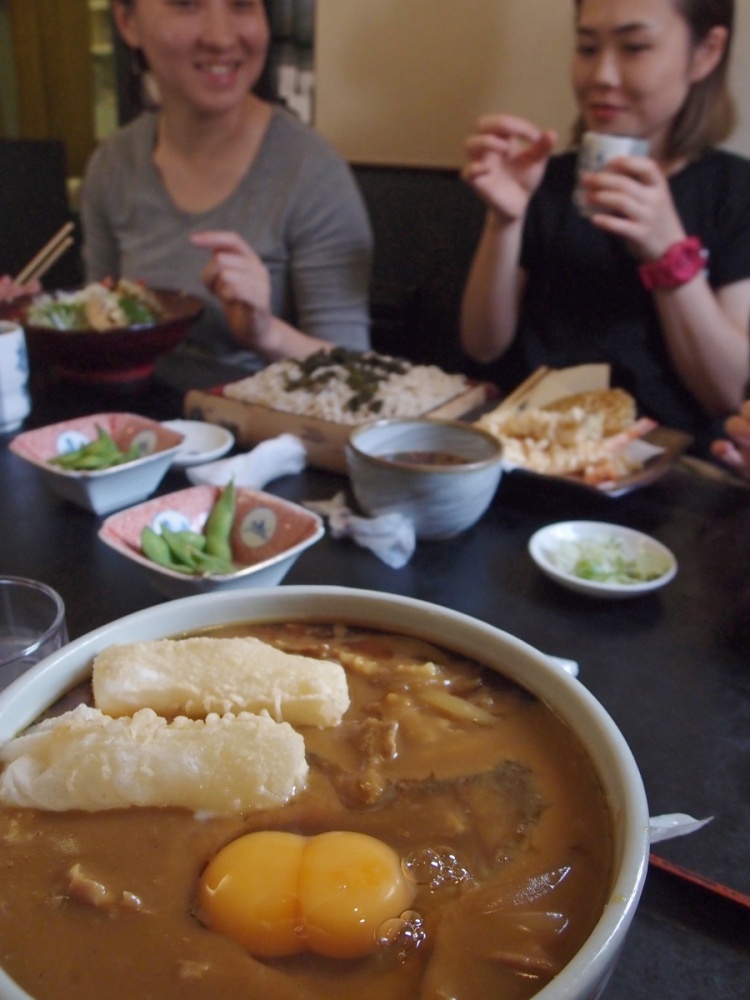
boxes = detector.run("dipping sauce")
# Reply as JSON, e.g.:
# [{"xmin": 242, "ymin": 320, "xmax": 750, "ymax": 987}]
[
  {"xmin": 0, "ymin": 622, "xmax": 614, "ymax": 1000},
  {"xmin": 379, "ymin": 450, "xmax": 471, "ymax": 466}
]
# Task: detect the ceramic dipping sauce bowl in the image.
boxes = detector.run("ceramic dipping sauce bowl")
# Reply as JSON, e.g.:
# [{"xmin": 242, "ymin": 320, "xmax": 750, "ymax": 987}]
[{"xmin": 346, "ymin": 418, "xmax": 503, "ymax": 540}]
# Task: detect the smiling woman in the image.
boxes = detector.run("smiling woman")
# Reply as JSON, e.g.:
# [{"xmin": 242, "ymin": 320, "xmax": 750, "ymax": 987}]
[
  {"xmin": 79, "ymin": 0, "xmax": 373, "ymax": 380},
  {"xmin": 459, "ymin": 0, "xmax": 750, "ymax": 460}
]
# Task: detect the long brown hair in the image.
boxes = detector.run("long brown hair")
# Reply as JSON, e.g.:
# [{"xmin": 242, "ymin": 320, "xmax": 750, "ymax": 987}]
[{"xmin": 572, "ymin": 0, "xmax": 736, "ymax": 160}]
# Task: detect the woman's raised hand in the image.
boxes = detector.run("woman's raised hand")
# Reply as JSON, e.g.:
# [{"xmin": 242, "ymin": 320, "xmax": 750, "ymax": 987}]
[
  {"xmin": 191, "ymin": 230, "xmax": 274, "ymax": 352},
  {"xmin": 461, "ymin": 114, "xmax": 557, "ymax": 223}
]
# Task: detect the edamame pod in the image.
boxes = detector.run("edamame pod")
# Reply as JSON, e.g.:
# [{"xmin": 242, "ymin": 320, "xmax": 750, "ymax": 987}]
[
  {"xmin": 110, "ymin": 445, "xmax": 141, "ymax": 465},
  {"xmin": 140, "ymin": 526, "xmax": 192, "ymax": 574},
  {"xmin": 203, "ymin": 481, "xmax": 236, "ymax": 562},
  {"xmin": 172, "ymin": 530, "xmax": 207, "ymax": 551},
  {"xmin": 139, "ymin": 486, "xmax": 238, "ymax": 577},
  {"xmin": 159, "ymin": 528, "xmax": 234, "ymax": 576},
  {"xmin": 187, "ymin": 549, "xmax": 236, "ymax": 575},
  {"xmin": 49, "ymin": 426, "xmax": 139, "ymax": 471},
  {"xmin": 160, "ymin": 528, "xmax": 205, "ymax": 570}
]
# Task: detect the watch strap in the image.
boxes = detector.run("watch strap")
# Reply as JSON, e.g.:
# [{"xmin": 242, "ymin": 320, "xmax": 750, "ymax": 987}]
[{"xmin": 637, "ymin": 236, "xmax": 708, "ymax": 291}]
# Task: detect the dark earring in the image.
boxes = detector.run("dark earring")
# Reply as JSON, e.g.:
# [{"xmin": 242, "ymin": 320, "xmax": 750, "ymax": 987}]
[{"xmin": 130, "ymin": 47, "xmax": 143, "ymax": 78}]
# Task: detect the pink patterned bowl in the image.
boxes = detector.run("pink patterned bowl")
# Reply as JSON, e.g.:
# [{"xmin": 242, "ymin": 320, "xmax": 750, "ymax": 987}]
[
  {"xmin": 98, "ymin": 484, "xmax": 325, "ymax": 597},
  {"xmin": 9, "ymin": 413, "xmax": 184, "ymax": 515}
]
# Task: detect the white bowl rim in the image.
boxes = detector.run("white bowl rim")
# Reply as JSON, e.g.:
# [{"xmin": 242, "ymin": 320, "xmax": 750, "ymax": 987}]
[
  {"xmin": 529, "ymin": 520, "xmax": 678, "ymax": 596},
  {"xmin": 348, "ymin": 417, "xmax": 503, "ymax": 472},
  {"xmin": 0, "ymin": 586, "xmax": 649, "ymax": 1000}
]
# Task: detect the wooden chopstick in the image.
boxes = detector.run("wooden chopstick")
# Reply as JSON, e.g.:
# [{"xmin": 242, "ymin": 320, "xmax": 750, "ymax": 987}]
[
  {"xmin": 14, "ymin": 221, "xmax": 75, "ymax": 285},
  {"xmin": 498, "ymin": 365, "xmax": 551, "ymax": 411},
  {"xmin": 21, "ymin": 236, "xmax": 74, "ymax": 284},
  {"xmin": 649, "ymin": 852, "xmax": 750, "ymax": 911}
]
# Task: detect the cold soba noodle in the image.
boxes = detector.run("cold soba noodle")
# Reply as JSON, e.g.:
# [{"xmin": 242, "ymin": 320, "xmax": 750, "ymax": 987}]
[{"xmin": 0, "ymin": 621, "xmax": 614, "ymax": 999}]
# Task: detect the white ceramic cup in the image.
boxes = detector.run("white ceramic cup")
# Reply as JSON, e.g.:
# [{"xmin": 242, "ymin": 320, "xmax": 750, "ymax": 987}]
[
  {"xmin": 574, "ymin": 131, "xmax": 651, "ymax": 216},
  {"xmin": 0, "ymin": 321, "xmax": 31, "ymax": 434}
]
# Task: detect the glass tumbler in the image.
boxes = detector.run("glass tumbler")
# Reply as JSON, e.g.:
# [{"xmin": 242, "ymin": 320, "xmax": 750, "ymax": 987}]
[{"xmin": 0, "ymin": 576, "xmax": 68, "ymax": 692}]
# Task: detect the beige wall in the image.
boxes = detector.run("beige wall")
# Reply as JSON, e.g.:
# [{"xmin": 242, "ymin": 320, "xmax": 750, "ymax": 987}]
[{"xmin": 315, "ymin": 0, "xmax": 750, "ymax": 167}]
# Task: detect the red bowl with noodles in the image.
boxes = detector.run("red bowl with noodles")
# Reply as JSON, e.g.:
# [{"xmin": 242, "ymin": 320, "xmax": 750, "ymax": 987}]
[{"xmin": 5, "ymin": 284, "xmax": 204, "ymax": 385}]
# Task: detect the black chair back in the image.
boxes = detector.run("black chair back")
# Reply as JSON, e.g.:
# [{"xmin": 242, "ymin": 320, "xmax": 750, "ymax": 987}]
[{"xmin": 0, "ymin": 138, "xmax": 83, "ymax": 288}]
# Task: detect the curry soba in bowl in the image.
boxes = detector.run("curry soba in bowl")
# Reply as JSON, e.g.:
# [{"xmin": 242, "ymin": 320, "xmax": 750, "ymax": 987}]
[{"xmin": 0, "ymin": 587, "xmax": 648, "ymax": 1000}]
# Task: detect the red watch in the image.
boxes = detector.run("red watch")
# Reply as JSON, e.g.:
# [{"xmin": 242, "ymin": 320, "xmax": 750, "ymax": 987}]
[{"xmin": 637, "ymin": 236, "xmax": 708, "ymax": 291}]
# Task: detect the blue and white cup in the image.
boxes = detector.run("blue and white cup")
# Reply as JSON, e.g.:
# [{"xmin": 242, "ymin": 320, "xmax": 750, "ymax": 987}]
[
  {"xmin": 0, "ymin": 320, "xmax": 31, "ymax": 434},
  {"xmin": 574, "ymin": 131, "xmax": 651, "ymax": 217}
]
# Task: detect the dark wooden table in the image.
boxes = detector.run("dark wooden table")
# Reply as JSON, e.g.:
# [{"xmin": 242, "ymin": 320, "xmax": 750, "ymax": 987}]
[{"xmin": 2, "ymin": 373, "xmax": 749, "ymax": 998}]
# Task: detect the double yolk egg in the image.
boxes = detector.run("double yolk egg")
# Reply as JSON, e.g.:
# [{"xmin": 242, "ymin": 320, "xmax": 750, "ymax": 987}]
[{"xmin": 198, "ymin": 830, "xmax": 416, "ymax": 959}]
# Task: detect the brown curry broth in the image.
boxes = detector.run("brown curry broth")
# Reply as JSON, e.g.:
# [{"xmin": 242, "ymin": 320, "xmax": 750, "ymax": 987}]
[{"xmin": 0, "ymin": 622, "xmax": 613, "ymax": 1000}]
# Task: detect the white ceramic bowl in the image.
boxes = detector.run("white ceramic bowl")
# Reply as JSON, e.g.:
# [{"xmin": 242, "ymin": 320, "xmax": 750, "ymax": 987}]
[
  {"xmin": 529, "ymin": 521, "xmax": 678, "ymax": 599},
  {"xmin": 0, "ymin": 586, "xmax": 649, "ymax": 1000},
  {"xmin": 160, "ymin": 419, "xmax": 234, "ymax": 468},
  {"xmin": 346, "ymin": 418, "xmax": 503, "ymax": 540},
  {"xmin": 9, "ymin": 413, "xmax": 184, "ymax": 515},
  {"xmin": 98, "ymin": 484, "xmax": 324, "ymax": 598}
]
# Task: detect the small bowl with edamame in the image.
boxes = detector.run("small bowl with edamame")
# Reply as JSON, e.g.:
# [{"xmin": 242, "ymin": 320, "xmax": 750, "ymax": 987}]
[
  {"xmin": 528, "ymin": 520, "xmax": 677, "ymax": 599},
  {"xmin": 98, "ymin": 483, "xmax": 325, "ymax": 598},
  {"xmin": 9, "ymin": 413, "xmax": 184, "ymax": 515}
]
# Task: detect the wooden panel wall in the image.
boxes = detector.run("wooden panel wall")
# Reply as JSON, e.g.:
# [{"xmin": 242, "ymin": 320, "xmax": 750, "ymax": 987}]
[{"xmin": 7, "ymin": 0, "xmax": 95, "ymax": 177}]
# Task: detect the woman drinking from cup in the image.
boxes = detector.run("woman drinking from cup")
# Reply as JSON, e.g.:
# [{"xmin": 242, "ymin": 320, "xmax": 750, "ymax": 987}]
[
  {"xmin": 459, "ymin": 0, "xmax": 750, "ymax": 457},
  {"xmin": 81, "ymin": 0, "xmax": 373, "ymax": 373}
]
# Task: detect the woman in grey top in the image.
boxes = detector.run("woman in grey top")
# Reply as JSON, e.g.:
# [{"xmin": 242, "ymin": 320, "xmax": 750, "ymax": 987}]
[{"xmin": 82, "ymin": 0, "xmax": 373, "ymax": 371}]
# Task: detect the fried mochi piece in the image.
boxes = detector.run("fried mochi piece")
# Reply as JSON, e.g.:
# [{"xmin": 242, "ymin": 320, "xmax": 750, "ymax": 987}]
[
  {"xmin": 92, "ymin": 636, "xmax": 350, "ymax": 728},
  {"xmin": 0, "ymin": 706, "xmax": 308, "ymax": 813}
]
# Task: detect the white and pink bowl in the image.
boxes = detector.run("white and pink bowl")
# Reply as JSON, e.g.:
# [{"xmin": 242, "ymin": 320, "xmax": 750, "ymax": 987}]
[
  {"xmin": 98, "ymin": 484, "xmax": 325, "ymax": 597},
  {"xmin": 9, "ymin": 413, "xmax": 184, "ymax": 515}
]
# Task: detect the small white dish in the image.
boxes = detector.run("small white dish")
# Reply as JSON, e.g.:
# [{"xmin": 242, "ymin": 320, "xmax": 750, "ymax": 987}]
[
  {"xmin": 161, "ymin": 419, "xmax": 234, "ymax": 468},
  {"xmin": 529, "ymin": 520, "xmax": 677, "ymax": 599}
]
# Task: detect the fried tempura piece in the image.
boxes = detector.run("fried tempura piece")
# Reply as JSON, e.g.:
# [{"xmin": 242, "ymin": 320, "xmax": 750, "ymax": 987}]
[
  {"xmin": 476, "ymin": 384, "xmax": 655, "ymax": 482},
  {"xmin": 543, "ymin": 388, "xmax": 637, "ymax": 436},
  {"xmin": 116, "ymin": 277, "xmax": 163, "ymax": 316},
  {"xmin": 477, "ymin": 406, "xmax": 604, "ymax": 447},
  {"xmin": 0, "ymin": 705, "xmax": 307, "ymax": 813},
  {"xmin": 92, "ymin": 636, "xmax": 350, "ymax": 728},
  {"xmin": 84, "ymin": 284, "xmax": 129, "ymax": 330}
]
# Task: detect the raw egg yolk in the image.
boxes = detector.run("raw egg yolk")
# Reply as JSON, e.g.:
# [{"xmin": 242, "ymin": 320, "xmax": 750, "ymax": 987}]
[{"xmin": 198, "ymin": 830, "xmax": 416, "ymax": 959}]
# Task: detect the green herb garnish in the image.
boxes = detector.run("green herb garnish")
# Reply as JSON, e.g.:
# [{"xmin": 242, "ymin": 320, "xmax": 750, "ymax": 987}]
[{"xmin": 557, "ymin": 537, "xmax": 664, "ymax": 585}]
